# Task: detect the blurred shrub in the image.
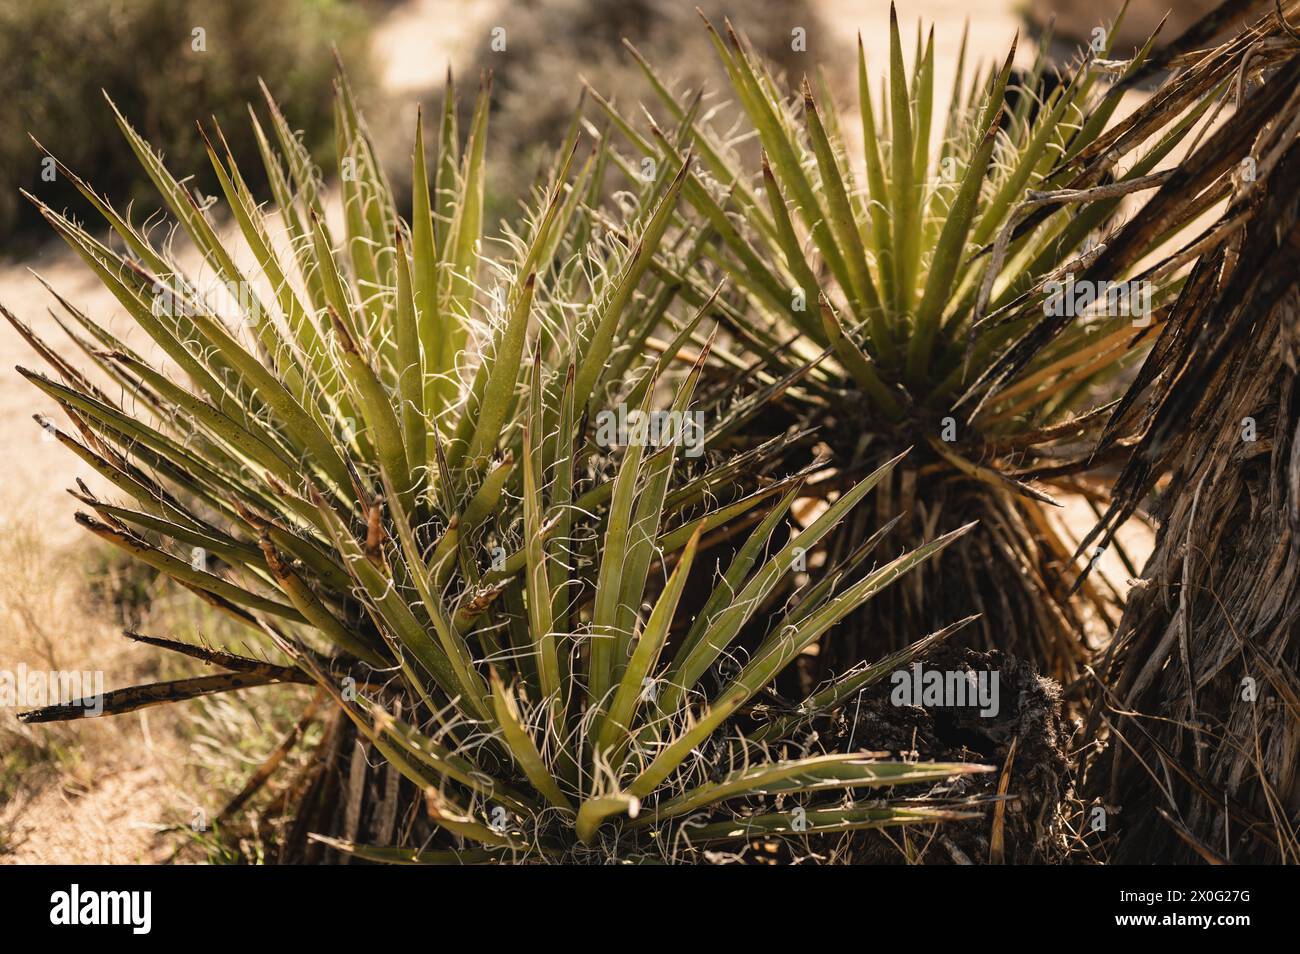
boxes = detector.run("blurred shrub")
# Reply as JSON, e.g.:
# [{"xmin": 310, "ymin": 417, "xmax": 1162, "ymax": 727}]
[
  {"xmin": 465, "ymin": 0, "xmax": 841, "ymax": 224},
  {"xmin": 1027, "ymin": 0, "xmax": 1227, "ymax": 52},
  {"xmin": 0, "ymin": 0, "xmax": 372, "ymax": 243}
]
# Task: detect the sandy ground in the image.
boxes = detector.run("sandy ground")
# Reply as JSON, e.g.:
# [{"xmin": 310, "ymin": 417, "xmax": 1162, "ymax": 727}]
[
  {"xmin": 0, "ymin": 254, "xmax": 107, "ymax": 547},
  {"xmin": 4, "ymin": 759, "xmax": 182, "ymax": 864},
  {"xmin": 0, "ymin": 504, "xmax": 190, "ymax": 862},
  {"xmin": 0, "ymin": 0, "xmax": 1153, "ymax": 863}
]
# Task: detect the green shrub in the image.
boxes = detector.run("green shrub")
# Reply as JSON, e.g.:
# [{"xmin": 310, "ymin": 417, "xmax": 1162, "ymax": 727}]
[{"xmin": 0, "ymin": 0, "xmax": 370, "ymax": 242}]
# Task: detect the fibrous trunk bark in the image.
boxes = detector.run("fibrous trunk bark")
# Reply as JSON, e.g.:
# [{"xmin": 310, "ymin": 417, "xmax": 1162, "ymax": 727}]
[{"xmin": 1084, "ymin": 125, "xmax": 1300, "ymax": 863}]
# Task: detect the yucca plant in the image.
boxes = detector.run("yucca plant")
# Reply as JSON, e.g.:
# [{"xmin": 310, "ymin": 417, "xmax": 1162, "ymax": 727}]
[
  {"xmin": 8, "ymin": 62, "xmax": 995, "ymax": 861},
  {"xmin": 591, "ymin": 2, "xmax": 1253, "ymax": 680}
]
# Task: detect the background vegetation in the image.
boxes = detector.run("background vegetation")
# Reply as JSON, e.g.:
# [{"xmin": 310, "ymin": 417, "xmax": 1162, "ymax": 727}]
[{"xmin": 0, "ymin": 0, "xmax": 371, "ymax": 241}]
